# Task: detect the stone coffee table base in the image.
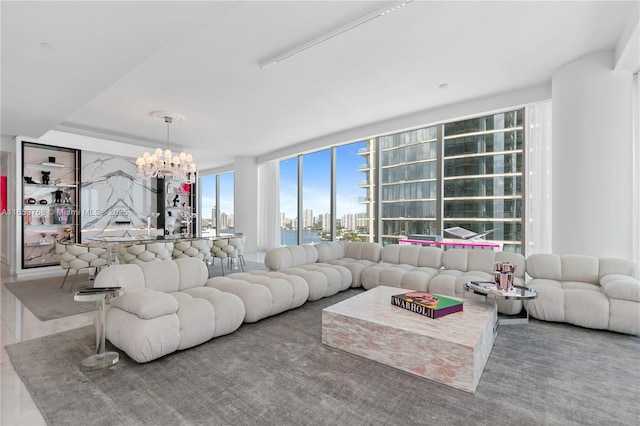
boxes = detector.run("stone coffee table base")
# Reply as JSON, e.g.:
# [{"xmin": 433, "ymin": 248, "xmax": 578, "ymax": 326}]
[{"xmin": 322, "ymin": 286, "xmax": 497, "ymax": 393}]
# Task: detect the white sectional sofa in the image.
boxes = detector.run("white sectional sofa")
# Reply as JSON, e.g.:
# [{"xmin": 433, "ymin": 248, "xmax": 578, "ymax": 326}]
[
  {"xmin": 94, "ymin": 257, "xmax": 245, "ymax": 363},
  {"xmin": 95, "ymin": 244, "xmax": 640, "ymax": 364},
  {"xmin": 524, "ymin": 254, "xmax": 640, "ymax": 335}
]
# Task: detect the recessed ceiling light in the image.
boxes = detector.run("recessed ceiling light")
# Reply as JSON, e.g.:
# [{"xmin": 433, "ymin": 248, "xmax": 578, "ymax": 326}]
[
  {"xmin": 39, "ymin": 42, "xmax": 54, "ymax": 49},
  {"xmin": 439, "ymin": 83, "xmax": 449, "ymax": 89}
]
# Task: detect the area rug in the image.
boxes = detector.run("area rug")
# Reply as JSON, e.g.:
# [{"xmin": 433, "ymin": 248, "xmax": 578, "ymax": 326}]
[
  {"xmin": 6, "ymin": 289, "xmax": 640, "ymax": 426},
  {"xmin": 3, "ymin": 261, "xmax": 267, "ymax": 322},
  {"xmin": 4, "ymin": 275, "xmax": 94, "ymax": 321}
]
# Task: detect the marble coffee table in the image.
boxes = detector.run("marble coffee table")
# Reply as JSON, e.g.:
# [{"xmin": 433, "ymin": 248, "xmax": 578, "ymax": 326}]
[{"xmin": 322, "ymin": 286, "xmax": 497, "ymax": 393}]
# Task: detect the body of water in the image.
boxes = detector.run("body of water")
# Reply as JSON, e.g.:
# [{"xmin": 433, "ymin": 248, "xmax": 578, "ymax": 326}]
[{"xmin": 281, "ymin": 229, "xmax": 325, "ymax": 245}]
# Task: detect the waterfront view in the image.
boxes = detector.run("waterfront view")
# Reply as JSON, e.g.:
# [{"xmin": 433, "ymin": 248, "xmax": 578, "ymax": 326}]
[{"xmin": 281, "ymin": 229, "xmax": 324, "ymax": 245}]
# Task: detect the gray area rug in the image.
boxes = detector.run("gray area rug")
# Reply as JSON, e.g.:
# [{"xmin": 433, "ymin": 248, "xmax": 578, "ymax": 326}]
[
  {"xmin": 3, "ymin": 261, "xmax": 267, "ymax": 321},
  {"xmin": 6, "ymin": 289, "xmax": 639, "ymax": 426},
  {"xmin": 4, "ymin": 275, "xmax": 94, "ymax": 321}
]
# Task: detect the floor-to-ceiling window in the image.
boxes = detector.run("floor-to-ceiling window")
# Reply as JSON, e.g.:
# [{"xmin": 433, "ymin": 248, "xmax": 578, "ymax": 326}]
[
  {"xmin": 279, "ymin": 157, "xmax": 298, "ymax": 245},
  {"xmin": 199, "ymin": 172, "xmax": 234, "ymax": 237},
  {"xmin": 277, "ymin": 108, "xmax": 525, "ymax": 252},
  {"xmin": 302, "ymin": 149, "xmax": 331, "ymax": 243},
  {"xmin": 336, "ymin": 141, "xmax": 372, "ymax": 242},
  {"xmin": 380, "ymin": 126, "xmax": 438, "ymax": 245},
  {"xmin": 218, "ymin": 172, "xmax": 234, "ymax": 235},
  {"xmin": 200, "ymin": 174, "xmax": 217, "ymax": 237},
  {"xmin": 442, "ymin": 110, "xmax": 524, "ymax": 252}
]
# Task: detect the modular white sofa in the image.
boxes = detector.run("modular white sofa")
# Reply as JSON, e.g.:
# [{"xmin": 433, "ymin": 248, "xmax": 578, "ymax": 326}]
[
  {"xmin": 96, "ymin": 245, "xmax": 640, "ymax": 364},
  {"xmin": 524, "ymin": 254, "xmax": 640, "ymax": 335},
  {"xmin": 94, "ymin": 257, "xmax": 245, "ymax": 363}
]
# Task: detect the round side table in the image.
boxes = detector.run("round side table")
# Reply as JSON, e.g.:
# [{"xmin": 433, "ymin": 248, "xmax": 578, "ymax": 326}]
[{"xmin": 74, "ymin": 287, "xmax": 123, "ymax": 370}]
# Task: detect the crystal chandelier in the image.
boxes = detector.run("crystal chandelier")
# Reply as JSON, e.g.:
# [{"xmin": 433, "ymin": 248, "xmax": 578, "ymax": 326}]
[{"xmin": 136, "ymin": 112, "xmax": 196, "ymax": 183}]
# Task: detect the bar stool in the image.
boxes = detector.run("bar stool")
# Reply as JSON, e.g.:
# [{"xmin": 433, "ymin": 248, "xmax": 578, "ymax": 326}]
[
  {"xmin": 211, "ymin": 238, "xmax": 236, "ymax": 276},
  {"xmin": 55, "ymin": 241, "xmax": 108, "ymax": 293}
]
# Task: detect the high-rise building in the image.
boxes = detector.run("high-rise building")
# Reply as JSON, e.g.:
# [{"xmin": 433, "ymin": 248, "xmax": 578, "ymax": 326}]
[
  {"xmin": 320, "ymin": 213, "xmax": 331, "ymax": 231},
  {"xmin": 303, "ymin": 209, "xmax": 313, "ymax": 230},
  {"xmin": 341, "ymin": 213, "xmax": 358, "ymax": 231}
]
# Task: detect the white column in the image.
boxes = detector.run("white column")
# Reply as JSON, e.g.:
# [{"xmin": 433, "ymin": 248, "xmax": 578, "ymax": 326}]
[
  {"xmin": 233, "ymin": 156, "xmax": 258, "ymax": 258},
  {"xmin": 551, "ymin": 51, "xmax": 635, "ymax": 259}
]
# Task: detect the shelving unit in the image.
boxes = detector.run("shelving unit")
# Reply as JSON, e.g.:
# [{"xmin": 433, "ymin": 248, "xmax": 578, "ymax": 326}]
[
  {"xmin": 21, "ymin": 141, "xmax": 80, "ymax": 269},
  {"xmin": 158, "ymin": 178, "xmax": 196, "ymax": 237}
]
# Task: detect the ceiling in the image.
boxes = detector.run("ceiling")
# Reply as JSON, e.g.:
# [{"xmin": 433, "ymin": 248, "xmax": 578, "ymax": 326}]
[{"xmin": 2, "ymin": 1, "xmax": 637, "ymax": 171}]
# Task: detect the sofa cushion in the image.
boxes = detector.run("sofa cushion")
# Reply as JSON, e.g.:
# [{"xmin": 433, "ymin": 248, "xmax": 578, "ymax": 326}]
[
  {"xmin": 526, "ymin": 253, "xmax": 561, "ymax": 280},
  {"xmin": 442, "ymin": 249, "xmax": 469, "ymax": 272},
  {"xmin": 264, "ymin": 245, "xmax": 319, "ymax": 269},
  {"xmin": 524, "ymin": 279, "xmax": 565, "ymax": 322},
  {"xmin": 175, "ymin": 257, "xmax": 209, "ymax": 290},
  {"xmin": 316, "ymin": 241, "xmax": 344, "ymax": 262},
  {"xmin": 599, "ymin": 258, "xmax": 639, "ymax": 279},
  {"xmin": 110, "ymin": 288, "xmax": 179, "ymax": 319},
  {"xmin": 560, "ymin": 255, "xmax": 599, "ymax": 284},
  {"xmin": 206, "ymin": 272, "xmax": 308, "ymax": 323},
  {"xmin": 93, "ymin": 263, "xmax": 145, "ymax": 290},
  {"xmin": 466, "ymin": 250, "xmax": 496, "ymax": 274},
  {"xmin": 171, "ymin": 292, "xmax": 216, "ymax": 350},
  {"xmin": 600, "ymin": 275, "xmax": 640, "ymax": 302},
  {"xmin": 140, "ymin": 259, "xmax": 180, "ymax": 293},
  {"xmin": 343, "ymin": 242, "xmax": 382, "ymax": 262}
]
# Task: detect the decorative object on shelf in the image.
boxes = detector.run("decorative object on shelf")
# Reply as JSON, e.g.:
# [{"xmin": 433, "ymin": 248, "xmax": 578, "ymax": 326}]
[
  {"xmin": 25, "ymin": 197, "xmax": 36, "ymax": 204},
  {"xmin": 63, "ymin": 226, "xmax": 73, "ymax": 242},
  {"xmin": 172, "ymin": 194, "xmax": 180, "ymax": 207},
  {"xmin": 41, "ymin": 171, "xmax": 50, "ymax": 185},
  {"xmin": 53, "ymin": 206, "xmax": 72, "ymax": 225},
  {"xmin": 51, "ymin": 232, "xmax": 59, "ymax": 242},
  {"xmin": 135, "ymin": 111, "xmax": 196, "ymax": 183},
  {"xmin": 38, "ymin": 199, "xmax": 48, "ymax": 204},
  {"xmin": 144, "ymin": 212, "xmax": 160, "ymax": 236},
  {"xmin": 24, "ymin": 176, "xmax": 35, "ymax": 184},
  {"xmin": 39, "ymin": 232, "xmax": 46, "ymax": 243},
  {"xmin": 183, "ymin": 211, "xmax": 195, "ymax": 237},
  {"xmin": 64, "ymin": 191, "xmax": 71, "ymax": 204},
  {"xmin": 53, "ymin": 189, "xmax": 63, "ymax": 204},
  {"xmin": 25, "ymin": 211, "xmax": 32, "ymax": 224},
  {"xmin": 39, "ymin": 216, "xmax": 45, "ymax": 225}
]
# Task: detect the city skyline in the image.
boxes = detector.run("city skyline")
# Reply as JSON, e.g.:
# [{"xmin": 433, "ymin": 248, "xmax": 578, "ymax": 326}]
[{"xmin": 200, "ymin": 141, "xmax": 368, "ymax": 226}]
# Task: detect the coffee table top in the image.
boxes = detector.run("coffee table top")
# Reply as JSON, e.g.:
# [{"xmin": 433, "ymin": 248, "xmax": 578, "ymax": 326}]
[{"xmin": 323, "ymin": 286, "xmax": 496, "ymax": 346}]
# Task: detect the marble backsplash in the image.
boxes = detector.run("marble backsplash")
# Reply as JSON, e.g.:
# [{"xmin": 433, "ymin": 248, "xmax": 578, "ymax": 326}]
[{"xmin": 80, "ymin": 152, "xmax": 160, "ymax": 241}]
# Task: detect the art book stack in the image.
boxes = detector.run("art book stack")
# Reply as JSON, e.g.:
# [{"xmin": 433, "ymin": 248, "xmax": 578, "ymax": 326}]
[{"xmin": 391, "ymin": 291, "xmax": 463, "ymax": 319}]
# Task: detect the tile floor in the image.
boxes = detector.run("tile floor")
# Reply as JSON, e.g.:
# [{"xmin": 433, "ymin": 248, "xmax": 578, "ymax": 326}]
[{"xmin": 1, "ymin": 270, "xmax": 95, "ymax": 426}]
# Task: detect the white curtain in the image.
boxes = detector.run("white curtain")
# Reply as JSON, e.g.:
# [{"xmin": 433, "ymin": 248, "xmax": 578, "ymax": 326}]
[
  {"xmin": 525, "ymin": 101, "xmax": 553, "ymax": 256},
  {"xmin": 633, "ymin": 71, "xmax": 640, "ymax": 266},
  {"xmin": 257, "ymin": 160, "xmax": 280, "ymax": 252}
]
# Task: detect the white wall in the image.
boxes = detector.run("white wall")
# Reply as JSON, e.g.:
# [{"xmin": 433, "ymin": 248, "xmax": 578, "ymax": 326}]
[
  {"xmin": 552, "ymin": 51, "xmax": 636, "ymax": 261},
  {"xmin": 0, "ymin": 136, "xmax": 16, "ymax": 272},
  {"xmin": 233, "ymin": 156, "xmax": 258, "ymax": 257}
]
